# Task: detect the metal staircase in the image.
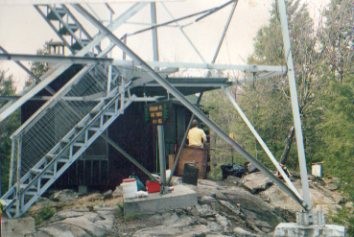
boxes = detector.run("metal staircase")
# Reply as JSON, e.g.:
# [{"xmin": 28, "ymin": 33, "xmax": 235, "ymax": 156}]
[
  {"xmin": 34, "ymin": 4, "xmax": 98, "ymax": 54},
  {"xmin": 35, "ymin": 4, "xmax": 120, "ymax": 88},
  {"xmin": 2, "ymin": 81, "xmax": 134, "ymax": 218},
  {"xmin": 0, "ymin": 4, "xmax": 134, "ymax": 217}
]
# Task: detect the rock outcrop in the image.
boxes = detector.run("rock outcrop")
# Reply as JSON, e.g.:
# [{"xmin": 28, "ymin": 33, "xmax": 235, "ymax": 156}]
[{"xmin": 5, "ymin": 172, "xmax": 345, "ymax": 237}]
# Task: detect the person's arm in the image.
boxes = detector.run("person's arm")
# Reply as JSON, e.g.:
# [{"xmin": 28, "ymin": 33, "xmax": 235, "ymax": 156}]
[{"xmin": 201, "ymin": 130, "xmax": 207, "ymax": 144}]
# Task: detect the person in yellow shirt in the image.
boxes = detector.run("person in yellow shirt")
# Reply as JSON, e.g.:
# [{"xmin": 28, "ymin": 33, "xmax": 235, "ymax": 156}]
[{"xmin": 187, "ymin": 119, "xmax": 207, "ymax": 148}]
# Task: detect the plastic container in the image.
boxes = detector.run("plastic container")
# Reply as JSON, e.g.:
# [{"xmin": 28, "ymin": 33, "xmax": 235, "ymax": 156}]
[
  {"xmin": 121, "ymin": 178, "xmax": 138, "ymax": 199},
  {"xmin": 182, "ymin": 163, "xmax": 199, "ymax": 185},
  {"xmin": 312, "ymin": 163, "xmax": 323, "ymax": 177},
  {"xmin": 146, "ymin": 180, "xmax": 160, "ymax": 193}
]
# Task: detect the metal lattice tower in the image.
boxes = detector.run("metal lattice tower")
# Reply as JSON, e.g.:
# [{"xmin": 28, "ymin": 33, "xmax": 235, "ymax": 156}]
[{"xmin": 0, "ymin": 0, "xmax": 311, "ymax": 218}]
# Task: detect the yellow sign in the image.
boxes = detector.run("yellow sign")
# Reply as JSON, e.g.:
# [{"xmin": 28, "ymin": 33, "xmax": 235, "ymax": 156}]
[{"xmin": 148, "ymin": 104, "xmax": 165, "ymax": 125}]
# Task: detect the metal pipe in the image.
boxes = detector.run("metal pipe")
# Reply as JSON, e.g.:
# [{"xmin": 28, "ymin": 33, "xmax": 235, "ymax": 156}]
[
  {"xmin": 167, "ymin": 92, "xmax": 203, "ymax": 185},
  {"xmin": 74, "ymin": 4, "xmax": 307, "ymax": 210},
  {"xmin": 150, "ymin": 2, "xmax": 159, "ymax": 64},
  {"xmin": 8, "ymin": 139, "xmax": 16, "ymax": 188},
  {"xmin": 157, "ymin": 125, "xmax": 167, "ymax": 193},
  {"xmin": 161, "ymin": 3, "xmax": 207, "ymax": 63},
  {"xmin": 211, "ymin": 0, "xmax": 238, "ymax": 64},
  {"xmin": 126, "ymin": 0, "xmax": 235, "ymax": 38},
  {"xmin": 0, "ymin": 53, "xmax": 113, "ymax": 64},
  {"xmin": 15, "ymin": 136, "xmax": 22, "ymax": 216},
  {"xmin": 113, "ymin": 60, "xmax": 287, "ymax": 73},
  {"xmin": 277, "ymin": 0, "xmax": 311, "ymax": 209},
  {"xmin": 101, "ymin": 134, "xmax": 156, "ymax": 181}
]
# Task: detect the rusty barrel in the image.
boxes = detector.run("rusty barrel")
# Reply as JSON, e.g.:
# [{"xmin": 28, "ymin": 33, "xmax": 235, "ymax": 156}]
[{"xmin": 177, "ymin": 146, "xmax": 207, "ymax": 178}]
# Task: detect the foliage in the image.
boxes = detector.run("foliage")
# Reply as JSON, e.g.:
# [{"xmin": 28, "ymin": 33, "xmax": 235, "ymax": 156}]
[
  {"xmin": 0, "ymin": 41, "xmax": 52, "ymax": 194},
  {"xmin": 329, "ymin": 206, "xmax": 354, "ymax": 236},
  {"xmin": 313, "ymin": 76, "xmax": 354, "ymax": 199},
  {"xmin": 203, "ymin": 1, "xmax": 354, "ymax": 218},
  {"xmin": 311, "ymin": 0, "xmax": 353, "ymax": 200},
  {"xmin": 34, "ymin": 205, "xmax": 56, "ymax": 226},
  {"xmin": 30, "ymin": 41, "xmax": 51, "ymax": 79},
  {"xmin": 0, "ymin": 70, "xmax": 20, "ymax": 193}
]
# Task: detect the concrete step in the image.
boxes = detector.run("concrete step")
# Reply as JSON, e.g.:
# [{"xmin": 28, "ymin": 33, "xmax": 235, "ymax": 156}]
[{"xmin": 123, "ymin": 184, "xmax": 197, "ymax": 216}]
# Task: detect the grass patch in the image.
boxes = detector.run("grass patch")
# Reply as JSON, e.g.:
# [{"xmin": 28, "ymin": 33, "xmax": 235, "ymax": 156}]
[
  {"xmin": 329, "ymin": 207, "xmax": 354, "ymax": 236},
  {"xmin": 34, "ymin": 205, "xmax": 55, "ymax": 226}
]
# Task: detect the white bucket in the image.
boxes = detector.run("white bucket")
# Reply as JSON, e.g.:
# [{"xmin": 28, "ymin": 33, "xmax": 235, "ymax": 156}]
[
  {"xmin": 121, "ymin": 178, "xmax": 137, "ymax": 199},
  {"xmin": 312, "ymin": 163, "xmax": 323, "ymax": 177}
]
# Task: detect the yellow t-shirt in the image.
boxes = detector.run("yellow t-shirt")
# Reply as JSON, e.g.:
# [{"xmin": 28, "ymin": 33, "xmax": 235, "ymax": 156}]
[{"xmin": 187, "ymin": 127, "xmax": 207, "ymax": 147}]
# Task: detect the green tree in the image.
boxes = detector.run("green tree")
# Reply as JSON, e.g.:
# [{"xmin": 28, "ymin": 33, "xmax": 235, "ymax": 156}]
[
  {"xmin": 0, "ymin": 70, "xmax": 20, "ymax": 194},
  {"xmin": 240, "ymin": 0, "xmax": 319, "ymax": 168},
  {"xmin": 203, "ymin": 0, "xmax": 319, "ymax": 170},
  {"xmin": 30, "ymin": 41, "xmax": 50, "ymax": 78},
  {"xmin": 312, "ymin": 0, "xmax": 353, "ymax": 198}
]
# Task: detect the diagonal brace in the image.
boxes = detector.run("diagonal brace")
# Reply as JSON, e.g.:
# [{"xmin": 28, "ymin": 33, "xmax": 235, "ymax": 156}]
[{"xmin": 73, "ymin": 3, "xmax": 308, "ymax": 211}]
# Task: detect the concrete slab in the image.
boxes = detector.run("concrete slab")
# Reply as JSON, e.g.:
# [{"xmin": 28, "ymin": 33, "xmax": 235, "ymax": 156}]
[
  {"xmin": 124, "ymin": 184, "xmax": 197, "ymax": 216},
  {"xmin": 274, "ymin": 223, "xmax": 346, "ymax": 237}
]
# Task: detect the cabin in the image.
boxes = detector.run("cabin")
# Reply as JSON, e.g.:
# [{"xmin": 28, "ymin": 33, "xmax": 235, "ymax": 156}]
[{"xmin": 21, "ymin": 64, "xmax": 230, "ymax": 191}]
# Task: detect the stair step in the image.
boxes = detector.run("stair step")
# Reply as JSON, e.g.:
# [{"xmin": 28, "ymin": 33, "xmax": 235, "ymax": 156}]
[
  {"xmin": 58, "ymin": 23, "xmax": 79, "ymax": 35},
  {"xmin": 61, "ymin": 138, "xmax": 70, "ymax": 143},
  {"xmin": 47, "ymin": 7, "xmax": 66, "ymax": 20},
  {"xmin": 42, "ymin": 174, "xmax": 54, "ymax": 179},
  {"xmin": 73, "ymin": 142, "xmax": 85, "ymax": 147},
  {"xmin": 57, "ymin": 157, "xmax": 69, "ymax": 163},
  {"xmin": 72, "ymin": 39, "xmax": 90, "ymax": 50},
  {"xmin": 104, "ymin": 110, "xmax": 116, "ymax": 116},
  {"xmin": 25, "ymin": 191, "xmax": 38, "ymax": 196},
  {"xmin": 76, "ymin": 123, "xmax": 86, "ymax": 129},
  {"xmin": 30, "ymin": 168, "xmax": 43, "ymax": 174},
  {"xmin": 88, "ymin": 127, "xmax": 100, "ymax": 132},
  {"xmin": 46, "ymin": 153, "xmax": 56, "ymax": 160},
  {"xmin": 19, "ymin": 184, "xmax": 28, "ymax": 191}
]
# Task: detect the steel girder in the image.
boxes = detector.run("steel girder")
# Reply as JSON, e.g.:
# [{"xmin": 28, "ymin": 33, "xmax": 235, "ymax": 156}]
[
  {"xmin": 73, "ymin": 3, "xmax": 308, "ymax": 210},
  {"xmin": 0, "ymin": 2, "xmax": 147, "ymax": 124}
]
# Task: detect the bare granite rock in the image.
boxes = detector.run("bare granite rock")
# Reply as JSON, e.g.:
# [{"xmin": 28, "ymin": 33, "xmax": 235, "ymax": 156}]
[
  {"xmin": 23, "ymin": 173, "xmax": 345, "ymax": 237},
  {"xmin": 241, "ymin": 172, "xmax": 273, "ymax": 194},
  {"xmin": 33, "ymin": 209, "xmax": 115, "ymax": 237},
  {"xmin": 50, "ymin": 189, "xmax": 79, "ymax": 203}
]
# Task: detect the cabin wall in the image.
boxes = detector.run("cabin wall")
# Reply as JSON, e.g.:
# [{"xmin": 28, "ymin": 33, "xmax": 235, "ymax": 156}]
[{"xmin": 53, "ymin": 102, "xmax": 193, "ymax": 190}]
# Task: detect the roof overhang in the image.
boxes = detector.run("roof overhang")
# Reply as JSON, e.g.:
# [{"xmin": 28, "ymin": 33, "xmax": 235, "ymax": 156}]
[{"xmin": 131, "ymin": 77, "xmax": 231, "ymax": 96}]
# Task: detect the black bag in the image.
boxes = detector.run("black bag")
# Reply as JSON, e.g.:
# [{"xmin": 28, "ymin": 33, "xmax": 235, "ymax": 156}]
[{"xmin": 221, "ymin": 164, "xmax": 246, "ymax": 179}]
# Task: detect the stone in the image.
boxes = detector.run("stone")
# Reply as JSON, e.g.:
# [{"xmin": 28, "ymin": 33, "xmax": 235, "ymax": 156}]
[
  {"xmin": 260, "ymin": 179, "xmax": 345, "ymax": 215},
  {"xmin": 233, "ymin": 227, "xmax": 258, "ymax": 237},
  {"xmin": 344, "ymin": 201, "xmax": 353, "ymax": 209},
  {"xmin": 218, "ymin": 199, "xmax": 242, "ymax": 216},
  {"xmin": 193, "ymin": 204, "xmax": 215, "ymax": 217},
  {"xmin": 224, "ymin": 175, "xmax": 242, "ymax": 186},
  {"xmin": 112, "ymin": 186, "xmax": 123, "ymax": 198},
  {"xmin": 206, "ymin": 221, "xmax": 222, "ymax": 232},
  {"xmin": 215, "ymin": 213, "xmax": 229, "ymax": 231},
  {"xmin": 199, "ymin": 195, "xmax": 216, "ymax": 205},
  {"xmin": 35, "ymin": 208, "xmax": 115, "ymax": 237},
  {"xmin": 2, "ymin": 217, "xmax": 35, "ymax": 237},
  {"xmin": 51, "ymin": 189, "xmax": 78, "ymax": 202},
  {"xmin": 37, "ymin": 223, "xmax": 88, "ymax": 237},
  {"xmin": 50, "ymin": 210, "xmax": 85, "ymax": 222},
  {"xmin": 103, "ymin": 189, "xmax": 113, "ymax": 200},
  {"xmin": 241, "ymin": 172, "xmax": 273, "ymax": 194}
]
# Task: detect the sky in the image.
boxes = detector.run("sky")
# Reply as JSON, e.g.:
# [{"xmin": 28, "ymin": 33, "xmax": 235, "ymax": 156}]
[{"xmin": 0, "ymin": 0, "xmax": 329, "ymax": 92}]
